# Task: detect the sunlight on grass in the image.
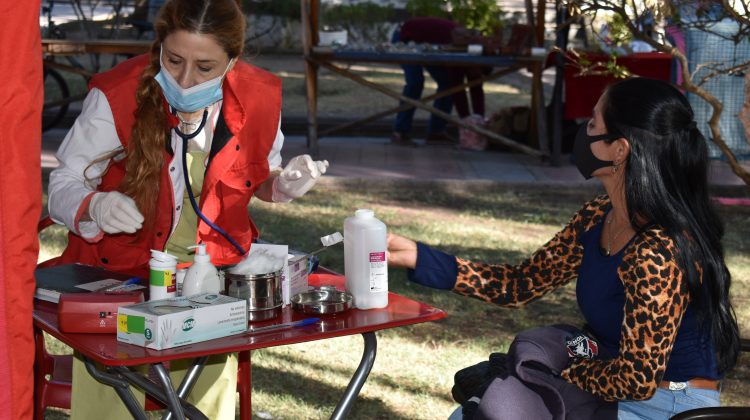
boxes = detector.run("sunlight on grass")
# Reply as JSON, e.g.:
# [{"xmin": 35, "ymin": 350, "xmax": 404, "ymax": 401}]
[{"xmin": 39, "ymin": 181, "xmax": 750, "ymax": 417}]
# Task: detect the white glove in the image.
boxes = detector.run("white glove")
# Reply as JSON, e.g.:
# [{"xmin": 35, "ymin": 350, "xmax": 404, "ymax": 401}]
[
  {"xmin": 88, "ymin": 191, "xmax": 144, "ymax": 234},
  {"xmin": 272, "ymin": 154, "xmax": 329, "ymax": 202}
]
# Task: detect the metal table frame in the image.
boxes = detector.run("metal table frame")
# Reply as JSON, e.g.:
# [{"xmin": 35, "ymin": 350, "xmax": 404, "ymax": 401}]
[{"xmin": 77, "ymin": 332, "xmax": 376, "ymax": 420}]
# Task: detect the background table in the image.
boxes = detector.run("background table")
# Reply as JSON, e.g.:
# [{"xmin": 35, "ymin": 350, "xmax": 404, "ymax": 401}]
[
  {"xmin": 34, "ymin": 272, "xmax": 447, "ymax": 419},
  {"xmin": 300, "ymin": 0, "xmax": 550, "ymax": 160}
]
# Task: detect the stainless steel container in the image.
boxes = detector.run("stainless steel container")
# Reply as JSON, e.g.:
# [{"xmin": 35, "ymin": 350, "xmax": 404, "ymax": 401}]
[
  {"xmin": 291, "ymin": 285, "xmax": 353, "ymax": 315},
  {"xmin": 226, "ymin": 269, "xmax": 282, "ymax": 321}
]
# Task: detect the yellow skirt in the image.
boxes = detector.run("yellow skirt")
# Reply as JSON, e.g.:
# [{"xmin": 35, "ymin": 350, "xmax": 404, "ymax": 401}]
[{"xmin": 70, "ymin": 352, "xmax": 238, "ymax": 419}]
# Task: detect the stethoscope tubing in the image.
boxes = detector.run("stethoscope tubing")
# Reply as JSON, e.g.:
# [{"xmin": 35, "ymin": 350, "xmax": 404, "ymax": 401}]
[{"xmin": 174, "ymin": 108, "xmax": 247, "ymax": 256}]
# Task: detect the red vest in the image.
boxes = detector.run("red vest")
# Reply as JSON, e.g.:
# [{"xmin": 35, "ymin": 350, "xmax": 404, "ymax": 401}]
[{"xmin": 54, "ymin": 54, "xmax": 281, "ymax": 276}]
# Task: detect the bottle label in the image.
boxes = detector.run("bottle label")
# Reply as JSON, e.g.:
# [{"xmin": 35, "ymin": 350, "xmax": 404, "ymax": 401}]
[
  {"xmin": 368, "ymin": 252, "xmax": 387, "ymax": 292},
  {"xmin": 150, "ymin": 268, "xmax": 177, "ymax": 293}
]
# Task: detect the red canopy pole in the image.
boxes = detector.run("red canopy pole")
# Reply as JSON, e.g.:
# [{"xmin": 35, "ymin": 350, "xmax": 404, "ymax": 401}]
[{"xmin": 0, "ymin": 0, "xmax": 43, "ymax": 418}]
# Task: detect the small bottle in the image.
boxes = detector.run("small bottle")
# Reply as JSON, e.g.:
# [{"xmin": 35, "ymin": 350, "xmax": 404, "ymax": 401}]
[
  {"xmin": 344, "ymin": 209, "xmax": 388, "ymax": 309},
  {"xmin": 149, "ymin": 250, "xmax": 178, "ymax": 301},
  {"xmin": 176, "ymin": 268, "xmax": 188, "ymax": 296},
  {"xmin": 181, "ymin": 244, "xmax": 220, "ymax": 297}
]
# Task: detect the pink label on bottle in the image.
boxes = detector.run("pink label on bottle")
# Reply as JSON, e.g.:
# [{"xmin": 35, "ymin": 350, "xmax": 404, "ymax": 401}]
[{"xmin": 369, "ymin": 252, "xmax": 386, "ymax": 262}]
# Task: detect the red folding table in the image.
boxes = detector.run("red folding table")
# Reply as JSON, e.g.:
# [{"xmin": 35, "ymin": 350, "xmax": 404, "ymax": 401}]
[{"xmin": 33, "ymin": 272, "xmax": 447, "ymax": 419}]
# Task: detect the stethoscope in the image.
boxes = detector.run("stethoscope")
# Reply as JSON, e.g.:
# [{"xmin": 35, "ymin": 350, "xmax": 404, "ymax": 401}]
[{"xmin": 173, "ymin": 108, "xmax": 247, "ymax": 256}]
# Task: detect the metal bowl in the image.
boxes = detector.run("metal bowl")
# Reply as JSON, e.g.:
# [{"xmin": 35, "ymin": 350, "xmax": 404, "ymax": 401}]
[
  {"xmin": 225, "ymin": 269, "xmax": 283, "ymax": 321},
  {"xmin": 291, "ymin": 285, "xmax": 353, "ymax": 315}
]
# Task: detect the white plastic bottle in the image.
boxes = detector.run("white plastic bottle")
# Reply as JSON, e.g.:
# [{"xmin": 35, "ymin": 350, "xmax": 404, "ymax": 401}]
[
  {"xmin": 344, "ymin": 209, "xmax": 388, "ymax": 309},
  {"xmin": 149, "ymin": 250, "xmax": 178, "ymax": 301},
  {"xmin": 181, "ymin": 244, "xmax": 220, "ymax": 297}
]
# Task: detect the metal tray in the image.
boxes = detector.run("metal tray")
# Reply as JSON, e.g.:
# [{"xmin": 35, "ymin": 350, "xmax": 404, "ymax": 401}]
[{"xmin": 291, "ymin": 285, "xmax": 353, "ymax": 315}]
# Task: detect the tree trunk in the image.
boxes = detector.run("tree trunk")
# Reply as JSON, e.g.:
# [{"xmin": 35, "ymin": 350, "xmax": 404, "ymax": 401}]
[{"xmin": 740, "ymin": 70, "xmax": 750, "ymax": 147}]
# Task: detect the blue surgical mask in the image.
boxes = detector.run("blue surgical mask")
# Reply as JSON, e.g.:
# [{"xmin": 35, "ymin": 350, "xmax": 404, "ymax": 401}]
[{"xmin": 154, "ymin": 46, "xmax": 234, "ymax": 113}]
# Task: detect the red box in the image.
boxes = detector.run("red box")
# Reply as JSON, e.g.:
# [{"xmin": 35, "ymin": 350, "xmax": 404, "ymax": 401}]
[
  {"xmin": 564, "ymin": 52, "xmax": 673, "ymax": 120},
  {"xmin": 58, "ymin": 292, "xmax": 144, "ymax": 333}
]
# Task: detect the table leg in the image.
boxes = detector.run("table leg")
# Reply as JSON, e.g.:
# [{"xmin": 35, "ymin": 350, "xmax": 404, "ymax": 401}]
[
  {"xmin": 82, "ymin": 356, "xmax": 148, "ymax": 420},
  {"xmin": 152, "ymin": 363, "xmax": 186, "ymax": 420},
  {"xmin": 238, "ymin": 350, "xmax": 252, "ymax": 420},
  {"xmin": 330, "ymin": 332, "xmax": 377, "ymax": 420},
  {"xmin": 113, "ymin": 365, "xmax": 207, "ymax": 420},
  {"xmin": 163, "ymin": 356, "xmax": 209, "ymax": 420}
]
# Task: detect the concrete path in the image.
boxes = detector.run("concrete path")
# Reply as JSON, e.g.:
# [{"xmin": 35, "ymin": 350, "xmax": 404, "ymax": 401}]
[{"xmin": 42, "ymin": 129, "xmax": 750, "ymax": 187}]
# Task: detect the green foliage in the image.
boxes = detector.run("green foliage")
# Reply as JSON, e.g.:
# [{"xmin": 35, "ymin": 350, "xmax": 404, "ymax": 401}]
[
  {"xmin": 243, "ymin": 0, "xmax": 301, "ymax": 20},
  {"xmin": 405, "ymin": 0, "xmax": 450, "ymax": 19},
  {"xmin": 405, "ymin": 0, "xmax": 504, "ymax": 35},
  {"xmin": 448, "ymin": 0, "xmax": 505, "ymax": 35},
  {"xmin": 603, "ymin": 13, "xmax": 634, "ymax": 52},
  {"xmin": 321, "ymin": 2, "xmax": 398, "ymax": 28}
]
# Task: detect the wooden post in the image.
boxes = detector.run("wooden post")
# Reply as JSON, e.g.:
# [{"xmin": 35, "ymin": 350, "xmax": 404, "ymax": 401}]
[
  {"xmin": 550, "ymin": 1, "xmax": 568, "ymax": 167},
  {"xmin": 530, "ymin": 60, "xmax": 549, "ymax": 158},
  {"xmin": 535, "ymin": 0, "xmax": 546, "ymax": 47},
  {"xmin": 301, "ymin": 0, "xmax": 320, "ymax": 157}
]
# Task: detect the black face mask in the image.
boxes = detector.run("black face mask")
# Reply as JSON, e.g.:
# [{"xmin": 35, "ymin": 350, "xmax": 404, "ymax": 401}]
[{"xmin": 573, "ymin": 122, "xmax": 620, "ymax": 179}]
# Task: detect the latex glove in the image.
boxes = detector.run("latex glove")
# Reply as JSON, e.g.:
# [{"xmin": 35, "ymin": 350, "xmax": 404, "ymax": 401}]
[
  {"xmin": 88, "ymin": 191, "xmax": 144, "ymax": 234},
  {"xmin": 272, "ymin": 154, "xmax": 329, "ymax": 202}
]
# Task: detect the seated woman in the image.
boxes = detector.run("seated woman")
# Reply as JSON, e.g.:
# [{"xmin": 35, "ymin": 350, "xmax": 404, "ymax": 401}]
[{"xmin": 387, "ymin": 78, "xmax": 740, "ymax": 419}]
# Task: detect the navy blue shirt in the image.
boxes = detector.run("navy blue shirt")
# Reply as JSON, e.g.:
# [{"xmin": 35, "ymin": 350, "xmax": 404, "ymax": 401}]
[
  {"xmin": 578, "ymin": 218, "xmax": 719, "ymax": 382},
  {"xmin": 409, "ymin": 218, "xmax": 720, "ymax": 382}
]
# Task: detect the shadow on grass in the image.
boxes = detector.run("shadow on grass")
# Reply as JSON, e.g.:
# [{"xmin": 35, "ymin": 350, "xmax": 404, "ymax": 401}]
[
  {"xmin": 250, "ymin": 200, "xmax": 585, "ymax": 347},
  {"xmin": 256, "ymin": 348, "xmax": 456, "ymax": 405},
  {"xmin": 249, "ymin": 364, "xmax": 402, "ymax": 419}
]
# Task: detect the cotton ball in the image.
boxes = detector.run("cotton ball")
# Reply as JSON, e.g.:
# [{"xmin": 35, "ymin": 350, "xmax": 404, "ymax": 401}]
[{"xmin": 230, "ymin": 248, "xmax": 285, "ymax": 275}]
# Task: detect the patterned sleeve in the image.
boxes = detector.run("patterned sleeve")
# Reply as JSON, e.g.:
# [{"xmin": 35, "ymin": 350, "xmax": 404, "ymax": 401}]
[
  {"xmin": 561, "ymin": 231, "xmax": 691, "ymax": 401},
  {"xmin": 452, "ymin": 196, "xmax": 609, "ymax": 308}
]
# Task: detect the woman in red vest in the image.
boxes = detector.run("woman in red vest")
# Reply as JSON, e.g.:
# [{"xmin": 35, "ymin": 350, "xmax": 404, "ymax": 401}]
[
  {"xmin": 46, "ymin": 0, "xmax": 327, "ymax": 417},
  {"xmin": 48, "ymin": 0, "xmax": 327, "ymax": 275}
]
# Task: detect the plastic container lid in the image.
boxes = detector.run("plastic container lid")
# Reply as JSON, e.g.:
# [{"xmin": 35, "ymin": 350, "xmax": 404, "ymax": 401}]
[
  {"xmin": 355, "ymin": 209, "xmax": 374, "ymax": 218},
  {"xmin": 150, "ymin": 249, "xmax": 178, "ymax": 263}
]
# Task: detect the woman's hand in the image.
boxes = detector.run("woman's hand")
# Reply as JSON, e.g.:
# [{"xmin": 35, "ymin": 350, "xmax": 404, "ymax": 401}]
[
  {"xmin": 387, "ymin": 233, "xmax": 418, "ymax": 269},
  {"xmin": 272, "ymin": 154, "xmax": 329, "ymax": 202}
]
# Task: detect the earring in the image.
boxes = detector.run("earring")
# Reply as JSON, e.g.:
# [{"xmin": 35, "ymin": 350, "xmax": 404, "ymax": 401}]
[{"xmin": 612, "ymin": 162, "xmax": 620, "ymax": 173}]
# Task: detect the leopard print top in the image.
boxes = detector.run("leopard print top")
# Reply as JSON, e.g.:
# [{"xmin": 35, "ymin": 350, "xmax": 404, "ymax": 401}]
[{"xmin": 453, "ymin": 195, "xmax": 691, "ymax": 401}]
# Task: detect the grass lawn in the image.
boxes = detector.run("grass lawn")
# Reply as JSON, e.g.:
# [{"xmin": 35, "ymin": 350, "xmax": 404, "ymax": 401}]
[{"xmin": 40, "ymin": 179, "xmax": 750, "ymax": 419}]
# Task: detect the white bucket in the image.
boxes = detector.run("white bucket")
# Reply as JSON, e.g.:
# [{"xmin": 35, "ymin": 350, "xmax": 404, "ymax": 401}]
[{"xmin": 318, "ymin": 29, "xmax": 348, "ymax": 46}]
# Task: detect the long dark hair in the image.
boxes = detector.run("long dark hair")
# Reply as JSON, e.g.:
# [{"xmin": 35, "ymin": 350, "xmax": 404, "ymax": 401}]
[{"xmin": 602, "ymin": 77, "xmax": 739, "ymax": 373}]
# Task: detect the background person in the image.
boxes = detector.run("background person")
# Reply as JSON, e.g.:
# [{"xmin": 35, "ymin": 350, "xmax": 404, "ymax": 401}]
[
  {"xmin": 387, "ymin": 78, "xmax": 740, "ymax": 419},
  {"xmin": 391, "ymin": 16, "xmax": 459, "ymax": 146},
  {"xmin": 46, "ymin": 0, "xmax": 327, "ymax": 417}
]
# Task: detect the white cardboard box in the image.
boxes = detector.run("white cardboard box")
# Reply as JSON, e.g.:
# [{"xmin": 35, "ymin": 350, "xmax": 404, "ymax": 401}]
[
  {"xmin": 117, "ymin": 293, "xmax": 247, "ymax": 350},
  {"xmin": 284, "ymin": 254, "xmax": 310, "ymax": 305}
]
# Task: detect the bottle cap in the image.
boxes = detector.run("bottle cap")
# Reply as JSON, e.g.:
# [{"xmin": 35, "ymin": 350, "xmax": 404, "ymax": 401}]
[{"xmin": 355, "ymin": 209, "xmax": 374, "ymax": 218}]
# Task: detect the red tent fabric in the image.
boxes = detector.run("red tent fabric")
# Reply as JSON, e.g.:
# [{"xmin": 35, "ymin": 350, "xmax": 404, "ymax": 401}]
[
  {"xmin": 0, "ymin": 1, "xmax": 42, "ymax": 418},
  {"xmin": 564, "ymin": 52, "xmax": 673, "ymax": 120}
]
